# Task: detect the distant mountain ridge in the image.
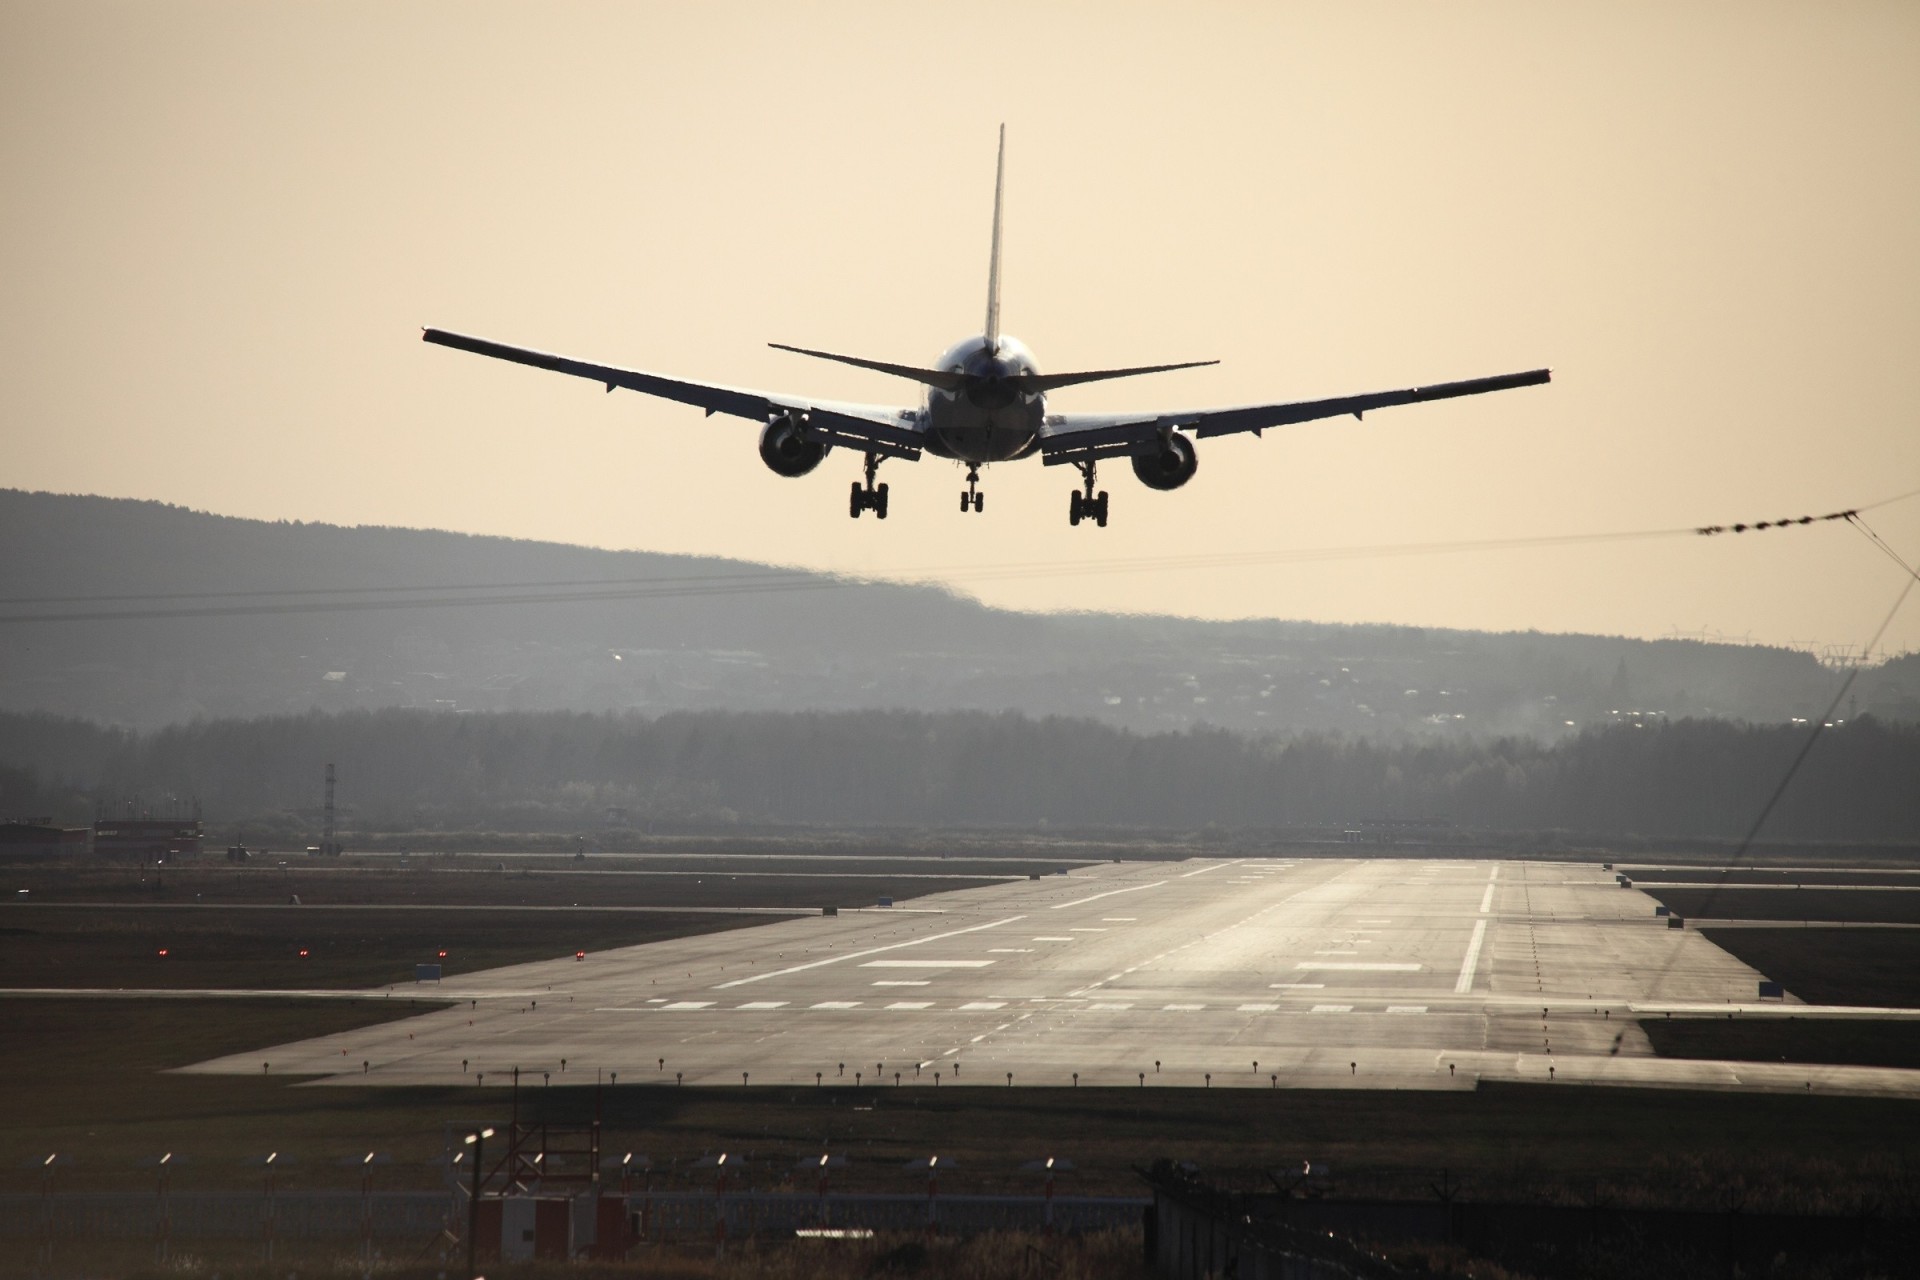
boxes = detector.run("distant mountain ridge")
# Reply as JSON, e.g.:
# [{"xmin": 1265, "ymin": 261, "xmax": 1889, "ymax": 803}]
[{"xmin": 4, "ymin": 489, "xmax": 1916, "ymax": 734}]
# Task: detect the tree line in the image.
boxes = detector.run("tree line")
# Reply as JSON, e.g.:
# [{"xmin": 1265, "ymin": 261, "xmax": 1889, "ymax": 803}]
[{"xmin": 1, "ymin": 707, "xmax": 1914, "ymax": 843}]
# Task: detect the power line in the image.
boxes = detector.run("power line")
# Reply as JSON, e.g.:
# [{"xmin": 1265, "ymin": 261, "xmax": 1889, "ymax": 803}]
[{"xmin": 2, "ymin": 486, "xmax": 1914, "ymax": 626}]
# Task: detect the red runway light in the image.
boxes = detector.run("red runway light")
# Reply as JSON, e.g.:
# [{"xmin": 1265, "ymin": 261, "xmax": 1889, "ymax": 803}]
[
  {"xmin": 575, "ymin": 950, "xmax": 586, "ymax": 960},
  {"xmin": 298, "ymin": 949, "xmax": 309, "ymax": 958},
  {"xmin": 157, "ymin": 949, "xmax": 168, "ymax": 957},
  {"xmin": 437, "ymin": 950, "xmax": 447, "ymax": 958}
]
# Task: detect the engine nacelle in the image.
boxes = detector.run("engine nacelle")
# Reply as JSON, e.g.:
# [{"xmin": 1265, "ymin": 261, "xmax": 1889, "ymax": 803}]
[
  {"xmin": 1130, "ymin": 432, "xmax": 1198, "ymax": 490},
  {"xmin": 758, "ymin": 414, "xmax": 828, "ymax": 477}
]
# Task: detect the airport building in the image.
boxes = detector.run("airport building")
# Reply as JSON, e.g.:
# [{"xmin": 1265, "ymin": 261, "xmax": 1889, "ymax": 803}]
[
  {"xmin": 91, "ymin": 816, "xmax": 204, "ymax": 858},
  {"xmin": 0, "ymin": 819, "xmax": 92, "ymax": 856}
]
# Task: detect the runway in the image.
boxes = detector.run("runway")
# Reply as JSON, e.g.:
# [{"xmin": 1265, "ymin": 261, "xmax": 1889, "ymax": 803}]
[{"xmin": 180, "ymin": 858, "xmax": 1920, "ymax": 1097}]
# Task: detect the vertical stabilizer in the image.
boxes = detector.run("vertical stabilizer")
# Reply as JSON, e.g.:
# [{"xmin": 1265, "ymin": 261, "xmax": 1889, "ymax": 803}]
[{"xmin": 984, "ymin": 124, "xmax": 1005, "ymax": 351}]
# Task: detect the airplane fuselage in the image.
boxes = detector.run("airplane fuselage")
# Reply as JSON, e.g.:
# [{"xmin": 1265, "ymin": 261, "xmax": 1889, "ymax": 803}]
[{"xmin": 921, "ymin": 334, "xmax": 1045, "ymax": 464}]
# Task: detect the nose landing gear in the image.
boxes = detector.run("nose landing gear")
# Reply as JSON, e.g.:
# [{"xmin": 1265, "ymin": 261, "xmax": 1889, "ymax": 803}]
[
  {"xmin": 1068, "ymin": 460, "xmax": 1108, "ymax": 527},
  {"xmin": 849, "ymin": 451, "xmax": 889, "ymax": 519},
  {"xmin": 959, "ymin": 465, "xmax": 984, "ymax": 513}
]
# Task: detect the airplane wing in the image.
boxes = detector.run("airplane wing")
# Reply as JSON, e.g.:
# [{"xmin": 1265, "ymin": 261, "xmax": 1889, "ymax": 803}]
[
  {"xmin": 423, "ymin": 329, "xmax": 928, "ymax": 460},
  {"xmin": 1037, "ymin": 368, "xmax": 1551, "ymax": 465}
]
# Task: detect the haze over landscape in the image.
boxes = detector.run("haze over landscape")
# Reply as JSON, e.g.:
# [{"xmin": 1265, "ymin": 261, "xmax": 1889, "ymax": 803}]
[{"xmin": 4, "ymin": 2, "xmax": 1917, "ymax": 652}]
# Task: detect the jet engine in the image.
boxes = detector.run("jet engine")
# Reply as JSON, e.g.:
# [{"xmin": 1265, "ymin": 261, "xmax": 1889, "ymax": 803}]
[
  {"xmin": 1130, "ymin": 432, "xmax": 1198, "ymax": 490},
  {"xmin": 758, "ymin": 413, "xmax": 828, "ymax": 477}
]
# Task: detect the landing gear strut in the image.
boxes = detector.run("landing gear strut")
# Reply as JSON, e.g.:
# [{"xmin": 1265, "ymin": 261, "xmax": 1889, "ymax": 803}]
[
  {"xmin": 1068, "ymin": 460, "xmax": 1109, "ymax": 528},
  {"xmin": 849, "ymin": 452, "xmax": 889, "ymax": 519},
  {"xmin": 959, "ymin": 465, "xmax": 984, "ymax": 513}
]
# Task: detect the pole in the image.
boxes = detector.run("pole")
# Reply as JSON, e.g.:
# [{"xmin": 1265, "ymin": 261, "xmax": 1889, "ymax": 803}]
[{"xmin": 466, "ymin": 1131, "xmax": 484, "ymax": 1280}]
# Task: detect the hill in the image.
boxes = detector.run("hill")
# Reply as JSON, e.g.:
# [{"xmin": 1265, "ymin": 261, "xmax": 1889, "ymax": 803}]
[{"xmin": 3, "ymin": 489, "xmax": 1915, "ymax": 735}]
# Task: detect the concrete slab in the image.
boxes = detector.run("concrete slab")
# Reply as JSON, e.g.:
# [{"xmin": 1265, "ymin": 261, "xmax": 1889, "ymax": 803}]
[{"xmin": 171, "ymin": 858, "xmax": 1920, "ymax": 1098}]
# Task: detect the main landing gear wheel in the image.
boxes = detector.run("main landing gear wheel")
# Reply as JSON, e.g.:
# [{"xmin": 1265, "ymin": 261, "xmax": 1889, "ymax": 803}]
[
  {"xmin": 848, "ymin": 452, "xmax": 889, "ymax": 519},
  {"xmin": 960, "ymin": 465, "xmax": 984, "ymax": 513},
  {"xmin": 1068, "ymin": 461, "xmax": 1110, "ymax": 528}
]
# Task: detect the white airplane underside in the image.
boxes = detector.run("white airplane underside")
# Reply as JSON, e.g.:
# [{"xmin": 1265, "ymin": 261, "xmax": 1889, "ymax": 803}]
[{"xmin": 424, "ymin": 128, "xmax": 1549, "ymax": 527}]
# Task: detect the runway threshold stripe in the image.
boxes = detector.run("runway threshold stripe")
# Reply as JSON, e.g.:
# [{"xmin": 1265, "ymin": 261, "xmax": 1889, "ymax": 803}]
[
  {"xmin": 1455, "ymin": 919, "xmax": 1489, "ymax": 994},
  {"xmin": 712, "ymin": 915, "xmax": 1024, "ymax": 988},
  {"xmin": 863, "ymin": 960, "xmax": 994, "ymax": 968}
]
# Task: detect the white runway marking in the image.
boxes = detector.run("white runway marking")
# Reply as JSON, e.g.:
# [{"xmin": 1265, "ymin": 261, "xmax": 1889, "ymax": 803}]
[
  {"xmin": 1164, "ymin": 1003, "xmax": 1205, "ymax": 1011},
  {"xmin": 736, "ymin": 1001, "xmax": 787, "ymax": 1010},
  {"xmin": 988, "ymin": 948, "xmax": 1033, "ymax": 953},
  {"xmin": 1271, "ymin": 983, "xmax": 1325, "ymax": 989},
  {"xmin": 713, "ymin": 915, "xmax": 1024, "ymax": 988},
  {"xmin": 1090, "ymin": 1002, "xmax": 1133, "ymax": 1010},
  {"xmin": 1386, "ymin": 1006, "xmax": 1428, "ymax": 1014},
  {"xmin": 661, "ymin": 1001, "xmax": 713, "ymax": 1010},
  {"xmin": 1238, "ymin": 1003, "xmax": 1278, "ymax": 1012},
  {"xmin": 1478, "ymin": 883, "xmax": 1496, "ymax": 913},
  {"xmin": 1049, "ymin": 882, "xmax": 1166, "ymax": 909},
  {"xmin": 1311, "ymin": 1004, "xmax": 1354, "ymax": 1014},
  {"xmin": 1032, "ymin": 936, "xmax": 1076, "ymax": 942},
  {"xmin": 1102, "ymin": 917, "xmax": 1137, "ymax": 922},
  {"xmin": 863, "ymin": 959, "xmax": 994, "ymax": 969},
  {"xmin": 1296, "ymin": 962, "xmax": 1423, "ymax": 972},
  {"xmin": 959, "ymin": 1001, "xmax": 1006, "ymax": 1010},
  {"xmin": 1179, "ymin": 860, "xmax": 1242, "ymax": 877},
  {"xmin": 873, "ymin": 980, "xmax": 929, "ymax": 987},
  {"xmin": 1069, "ymin": 927, "xmax": 1108, "ymax": 933},
  {"xmin": 810, "ymin": 1001, "xmax": 860, "ymax": 1010},
  {"xmin": 886, "ymin": 1001, "xmax": 933, "ymax": 1010},
  {"xmin": 1455, "ymin": 919, "xmax": 1489, "ymax": 994}
]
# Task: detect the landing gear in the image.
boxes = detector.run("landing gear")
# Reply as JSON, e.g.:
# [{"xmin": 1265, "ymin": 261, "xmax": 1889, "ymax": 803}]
[
  {"xmin": 959, "ymin": 465, "xmax": 984, "ymax": 513},
  {"xmin": 1068, "ymin": 460, "xmax": 1109, "ymax": 527},
  {"xmin": 849, "ymin": 452, "xmax": 889, "ymax": 519}
]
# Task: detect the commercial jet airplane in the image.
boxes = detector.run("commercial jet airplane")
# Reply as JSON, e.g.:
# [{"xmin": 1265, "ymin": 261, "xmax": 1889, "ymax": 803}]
[{"xmin": 424, "ymin": 128, "xmax": 1549, "ymax": 527}]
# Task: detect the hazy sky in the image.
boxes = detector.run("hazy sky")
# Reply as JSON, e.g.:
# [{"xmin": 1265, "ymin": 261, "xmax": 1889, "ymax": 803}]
[{"xmin": 4, "ymin": 2, "xmax": 1917, "ymax": 654}]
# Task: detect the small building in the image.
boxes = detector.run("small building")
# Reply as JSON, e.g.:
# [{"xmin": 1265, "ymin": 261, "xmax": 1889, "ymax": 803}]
[
  {"xmin": 0, "ymin": 820, "xmax": 91, "ymax": 857},
  {"xmin": 92, "ymin": 817, "xmax": 203, "ymax": 859}
]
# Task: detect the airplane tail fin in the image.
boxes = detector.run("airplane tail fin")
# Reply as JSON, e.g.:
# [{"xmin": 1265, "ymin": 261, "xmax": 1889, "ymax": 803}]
[{"xmin": 984, "ymin": 124, "xmax": 1005, "ymax": 351}]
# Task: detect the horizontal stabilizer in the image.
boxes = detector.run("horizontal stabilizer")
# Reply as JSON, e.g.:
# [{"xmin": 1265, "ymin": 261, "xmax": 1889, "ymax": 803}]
[
  {"xmin": 769, "ymin": 343, "xmax": 965, "ymax": 393},
  {"xmin": 1013, "ymin": 360, "xmax": 1218, "ymax": 393}
]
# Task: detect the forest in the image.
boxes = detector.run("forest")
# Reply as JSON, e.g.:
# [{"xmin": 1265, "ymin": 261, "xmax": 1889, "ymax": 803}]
[{"xmin": 2, "ymin": 706, "xmax": 1914, "ymax": 845}]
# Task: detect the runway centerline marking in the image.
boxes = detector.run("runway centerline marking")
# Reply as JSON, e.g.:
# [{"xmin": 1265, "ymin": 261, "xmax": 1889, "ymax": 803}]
[
  {"xmin": 862, "ymin": 960, "xmax": 994, "ymax": 969},
  {"xmin": 1296, "ymin": 962, "xmax": 1423, "ymax": 972},
  {"xmin": 736, "ymin": 1001, "xmax": 786, "ymax": 1010},
  {"xmin": 1478, "ymin": 883, "xmax": 1496, "ymax": 913},
  {"xmin": 1455, "ymin": 919, "xmax": 1490, "ymax": 994},
  {"xmin": 713, "ymin": 915, "xmax": 1024, "ymax": 988},
  {"xmin": 872, "ymin": 980, "xmax": 929, "ymax": 987},
  {"xmin": 1048, "ymin": 882, "xmax": 1166, "ymax": 909}
]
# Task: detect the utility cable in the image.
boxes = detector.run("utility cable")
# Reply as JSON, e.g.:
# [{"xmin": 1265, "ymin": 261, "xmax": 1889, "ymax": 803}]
[{"xmin": 4, "ymin": 486, "xmax": 1915, "ymax": 625}]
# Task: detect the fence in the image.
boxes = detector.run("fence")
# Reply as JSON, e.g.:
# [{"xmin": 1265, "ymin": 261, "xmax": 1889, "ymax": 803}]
[{"xmin": 0, "ymin": 1190, "xmax": 1146, "ymax": 1246}]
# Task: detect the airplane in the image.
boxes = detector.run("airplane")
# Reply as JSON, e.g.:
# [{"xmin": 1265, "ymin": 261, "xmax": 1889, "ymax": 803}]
[{"xmin": 424, "ymin": 127, "xmax": 1549, "ymax": 527}]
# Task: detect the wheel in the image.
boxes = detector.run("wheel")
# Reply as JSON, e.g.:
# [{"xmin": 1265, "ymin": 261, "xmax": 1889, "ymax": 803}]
[
  {"xmin": 960, "ymin": 492, "xmax": 970, "ymax": 512},
  {"xmin": 1095, "ymin": 491, "xmax": 1109, "ymax": 528},
  {"xmin": 1069, "ymin": 492, "xmax": 1083, "ymax": 526},
  {"xmin": 974, "ymin": 492, "xmax": 985, "ymax": 513},
  {"xmin": 849, "ymin": 482, "xmax": 864, "ymax": 518},
  {"xmin": 875, "ymin": 482, "xmax": 889, "ymax": 519}
]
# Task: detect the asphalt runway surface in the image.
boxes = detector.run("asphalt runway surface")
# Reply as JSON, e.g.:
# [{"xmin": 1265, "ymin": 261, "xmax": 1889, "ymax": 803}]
[{"xmin": 179, "ymin": 858, "xmax": 1920, "ymax": 1097}]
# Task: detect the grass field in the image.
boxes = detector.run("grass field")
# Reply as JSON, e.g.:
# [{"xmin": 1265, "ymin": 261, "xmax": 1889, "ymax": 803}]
[
  {"xmin": 1644, "ymin": 886, "xmax": 1920, "ymax": 924},
  {"xmin": 6, "ymin": 996, "xmax": 1917, "ymax": 1216},
  {"xmin": 1642, "ymin": 1017, "xmax": 1920, "ymax": 1069},
  {"xmin": 0, "ymin": 904, "xmax": 773, "ymax": 989},
  {"xmin": 5, "ymin": 856, "xmax": 1019, "ymax": 909},
  {"xmin": 1697, "ymin": 927, "xmax": 1920, "ymax": 1007},
  {"xmin": 1625, "ymin": 868, "xmax": 1920, "ymax": 886}
]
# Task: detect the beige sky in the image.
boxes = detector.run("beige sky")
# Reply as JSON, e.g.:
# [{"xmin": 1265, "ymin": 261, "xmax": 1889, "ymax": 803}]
[{"xmin": 3, "ymin": 1, "xmax": 1917, "ymax": 654}]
